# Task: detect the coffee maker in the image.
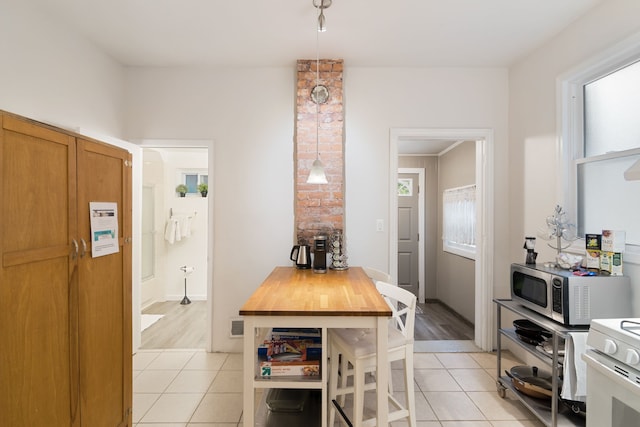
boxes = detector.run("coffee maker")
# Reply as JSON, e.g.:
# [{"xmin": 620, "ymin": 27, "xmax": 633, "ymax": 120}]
[
  {"xmin": 313, "ymin": 235, "xmax": 327, "ymax": 274},
  {"xmin": 523, "ymin": 236, "xmax": 537, "ymax": 265}
]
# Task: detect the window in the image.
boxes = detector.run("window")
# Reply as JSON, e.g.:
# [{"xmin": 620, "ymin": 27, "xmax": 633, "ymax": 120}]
[
  {"xmin": 560, "ymin": 37, "xmax": 640, "ymax": 263},
  {"xmin": 442, "ymin": 184, "xmax": 476, "ymax": 260},
  {"xmin": 178, "ymin": 169, "xmax": 208, "ymax": 195}
]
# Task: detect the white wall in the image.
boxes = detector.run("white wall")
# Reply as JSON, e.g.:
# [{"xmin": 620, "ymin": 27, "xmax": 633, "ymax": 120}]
[
  {"xmin": 0, "ymin": 1, "xmax": 125, "ymax": 135},
  {"xmin": 124, "ymin": 67, "xmax": 296, "ymax": 351},
  {"xmin": 124, "ymin": 66, "xmax": 509, "ymax": 352},
  {"xmin": 509, "ymin": 0, "xmax": 640, "ymax": 312},
  {"xmin": 437, "ymin": 142, "xmax": 476, "ymax": 323},
  {"xmin": 344, "ymin": 67, "xmax": 510, "ymax": 316}
]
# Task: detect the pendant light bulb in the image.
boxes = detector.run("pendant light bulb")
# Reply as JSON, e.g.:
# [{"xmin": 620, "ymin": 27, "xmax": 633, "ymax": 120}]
[{"xmin": 307, "ymin": 158, "xmax": 328, "ymax": 184}]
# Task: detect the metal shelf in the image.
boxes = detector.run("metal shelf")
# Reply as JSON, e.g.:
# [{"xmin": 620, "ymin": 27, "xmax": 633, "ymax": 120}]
[
  {"xmin": 499, "ymin": 328, "xmax": 556, "ymax": 369},
  {"xmin": 494, "ymin": 299, "xmax": 588, "ymax": 427},
  {"xmin": 494, "ymin": 299, "xmax": 589, "ymax": 339},
  {"xmin": 496, "ymin": 376, "xmax": 585, "ymax": 427}
]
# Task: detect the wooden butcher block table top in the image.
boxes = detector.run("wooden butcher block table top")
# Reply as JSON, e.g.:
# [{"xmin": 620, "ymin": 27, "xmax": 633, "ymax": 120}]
[{"xmin": 239, "ymin": 266, "xmax": 391, "ymax": 317}]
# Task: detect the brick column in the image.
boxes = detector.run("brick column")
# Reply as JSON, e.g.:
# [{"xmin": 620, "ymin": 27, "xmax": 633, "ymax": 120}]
[{"xmin": 295, "ymin": 59, "xmax": 344, "ymax": 245}]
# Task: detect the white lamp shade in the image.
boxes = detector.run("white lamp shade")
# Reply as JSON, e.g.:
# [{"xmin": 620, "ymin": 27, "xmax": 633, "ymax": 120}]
[{"xmin": 307, "ymin": 159, "xmax": 328, "ymax": 184}]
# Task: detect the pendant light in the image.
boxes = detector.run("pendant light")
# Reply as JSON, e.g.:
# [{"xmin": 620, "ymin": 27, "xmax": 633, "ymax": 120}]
[{"xmin": 307, "ymin": 0, "xmax": 330, "ymax": 184}]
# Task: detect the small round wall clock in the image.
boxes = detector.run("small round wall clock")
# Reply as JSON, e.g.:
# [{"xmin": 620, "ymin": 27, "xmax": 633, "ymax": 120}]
[{"xmin": 311, "ymin": 84, "xmax": 329, "ymax": 104}]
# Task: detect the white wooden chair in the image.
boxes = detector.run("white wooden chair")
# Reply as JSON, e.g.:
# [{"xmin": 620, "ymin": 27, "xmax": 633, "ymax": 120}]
[
  {"xmin": 362, "ymin": 266, "xmax": 392, "ymax": 284},
  {"xmin": 328, "ymin": 281, "xmax": 417, "ymax": 427}
]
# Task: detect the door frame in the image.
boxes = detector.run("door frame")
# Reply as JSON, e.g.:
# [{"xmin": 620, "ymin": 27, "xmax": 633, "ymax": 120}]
[
  {"xmin": 398, "ymin": 168, "xmax": 425, "ymax": 302},
  {"xmin": 389, "ymin": 128, "xmax": 495, "ymax": 351},
  {"xmin": 138, "ymin": 139, "xmax": 214, "ymax": 353}
]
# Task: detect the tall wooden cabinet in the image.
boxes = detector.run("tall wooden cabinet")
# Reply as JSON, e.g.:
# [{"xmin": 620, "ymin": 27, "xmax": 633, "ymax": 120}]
[{"xmin": 0, "ymin": 111, "xmax": 132, "ymax": 426}]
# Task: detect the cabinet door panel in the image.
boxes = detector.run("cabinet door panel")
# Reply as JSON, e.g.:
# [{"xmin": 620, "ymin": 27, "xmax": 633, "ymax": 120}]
[
  {"xmin": 76, "ymin": 138, "xmax": 132, "ymax": 426},
  {"xmin": 0, "ymin": 113, "xmax": 77, "ymax": 426}
]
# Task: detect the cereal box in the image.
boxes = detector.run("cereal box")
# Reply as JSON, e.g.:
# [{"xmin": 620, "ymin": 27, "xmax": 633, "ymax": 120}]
[
  {"xmin": 585, "ymin": 234, "xmax": 601, "ymax": 270},
  {"xmin": 602, "ymin": 230, "xmax": 626, "ymax": 253}
]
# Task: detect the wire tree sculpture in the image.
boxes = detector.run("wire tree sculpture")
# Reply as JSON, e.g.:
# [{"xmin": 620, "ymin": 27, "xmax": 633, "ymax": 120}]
[{"xmin": 538, "ymin": 205, "xmax": 578, "ymax": 255}]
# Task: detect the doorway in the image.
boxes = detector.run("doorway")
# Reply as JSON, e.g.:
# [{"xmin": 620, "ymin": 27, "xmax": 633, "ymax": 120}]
[
  {"xmin": 138, "ymin": 141, "xmax": 214, "ymax": 351},
  {"xmin": 390, "ymin": 128, "xmax": 494, "ymax": 352}
]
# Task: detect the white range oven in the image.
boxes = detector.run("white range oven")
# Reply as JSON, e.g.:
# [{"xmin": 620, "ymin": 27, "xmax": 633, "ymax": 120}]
[{"xmin": 583, "ymin": 318, "xmax": 640, "ymax": 427}]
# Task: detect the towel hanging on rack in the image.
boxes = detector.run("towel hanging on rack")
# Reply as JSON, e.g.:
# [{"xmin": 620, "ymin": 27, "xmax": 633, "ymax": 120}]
[
  {"xmin": 164, "ymin": 213, "xmax": 194, "ymax": 244},
  {"xmin": 164, "ymin": 217, "xmax": 180, "ymax": 244},
  {"xmin": 176, "ymin": 214, "xmax": 191, "ymax": 238},
  {"xmin": 561, "ymin": 331, "xmax": 588, "ymax": 402}
]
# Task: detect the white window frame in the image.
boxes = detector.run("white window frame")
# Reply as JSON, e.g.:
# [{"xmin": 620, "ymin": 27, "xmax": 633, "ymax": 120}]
[
  {"xmin": 442, "ymin": 184, "xmax": 476, "ymax": 260},
  {"xmin": 557, "ymin": 33, "xmax": 640, "ymax": 265}
]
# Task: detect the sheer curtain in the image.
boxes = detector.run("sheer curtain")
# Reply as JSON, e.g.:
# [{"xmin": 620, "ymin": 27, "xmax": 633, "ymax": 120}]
[{"xmin": 443, "ymin": 184, "xmax": 476, "ymax": 259}]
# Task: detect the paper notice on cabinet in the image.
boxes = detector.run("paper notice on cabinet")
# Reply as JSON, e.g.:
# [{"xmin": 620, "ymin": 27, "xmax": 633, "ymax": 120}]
[{"xmin": 90, "ymin": 202, "xmax": 119, "ymax": 257}]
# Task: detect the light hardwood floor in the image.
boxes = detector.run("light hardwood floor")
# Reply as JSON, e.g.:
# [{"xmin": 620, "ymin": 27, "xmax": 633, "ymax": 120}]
[
  {"xmin": 140, "ymin": 298, "xmax": 473, "ymax": 349},
  {"xmin": 141, "ymin": 301, "xmax": 207, "ymax": 349}
]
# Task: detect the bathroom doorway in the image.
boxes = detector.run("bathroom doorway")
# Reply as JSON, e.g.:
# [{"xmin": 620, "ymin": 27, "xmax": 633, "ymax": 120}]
[{"xmin": 139, "ymin": 143, "xmax": 212, "ymax": 350}]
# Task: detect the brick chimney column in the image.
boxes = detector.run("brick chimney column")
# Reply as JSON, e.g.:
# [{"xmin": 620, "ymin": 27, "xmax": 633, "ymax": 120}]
[{"xmin": 294, "ymin": 59, "xmax": 344, "ymax": 245}]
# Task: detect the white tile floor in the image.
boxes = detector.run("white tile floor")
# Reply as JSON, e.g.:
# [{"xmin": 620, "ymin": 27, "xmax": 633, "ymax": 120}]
[{"xmin": 132, "ymin": 349, "xmax": 545, "ymax": 427}]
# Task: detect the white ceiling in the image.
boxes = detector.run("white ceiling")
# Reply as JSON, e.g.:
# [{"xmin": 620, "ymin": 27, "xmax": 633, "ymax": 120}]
[
  {"xmin": 30, "ymin": 0, "xmax": 603, "ymax": 68},
  {"xmin": 27, "ymin": 0, "xmax": 603, "ymax": 154}
]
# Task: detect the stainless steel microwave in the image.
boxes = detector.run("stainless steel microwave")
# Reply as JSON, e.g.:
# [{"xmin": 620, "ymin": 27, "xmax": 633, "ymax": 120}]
[{"xmin": 510, "ymin": 263, "xmax": 632, "ymax": 326}]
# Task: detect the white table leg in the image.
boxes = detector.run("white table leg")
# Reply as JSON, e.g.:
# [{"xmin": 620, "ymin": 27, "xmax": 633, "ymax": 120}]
[
  {"xmin": 243, "ymin": 316, "xmax": 255, "ymax": 427},
  {"xmin": 376, "ymin": 316, "xmax": 389, "ymax": 427}
]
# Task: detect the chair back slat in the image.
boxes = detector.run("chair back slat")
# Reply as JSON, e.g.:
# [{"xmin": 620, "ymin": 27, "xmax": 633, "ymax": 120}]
[{"xmin": 375, "ymin": 281, "xmax": 416, "ymax": 340}]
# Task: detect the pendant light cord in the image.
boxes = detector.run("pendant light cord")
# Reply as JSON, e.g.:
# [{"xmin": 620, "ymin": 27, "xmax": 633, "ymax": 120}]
[
  {"xmin": 316, "ymin": 22, "xmax": 320, "ymax": 160},
  {"xmin": 306, "ymin": 0, "xmax": 329, "ymax": 184}
]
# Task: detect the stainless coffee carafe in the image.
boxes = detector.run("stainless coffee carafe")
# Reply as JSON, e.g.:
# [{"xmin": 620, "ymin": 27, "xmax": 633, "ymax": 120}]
[{"xmin": 290, "ymin": 244, "xmax": 311, "ymax": 269}]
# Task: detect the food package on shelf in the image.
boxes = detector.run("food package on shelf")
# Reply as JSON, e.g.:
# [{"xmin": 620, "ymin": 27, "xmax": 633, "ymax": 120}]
[
  {"xmin": 585, "ymin": 233, "xmax": 601, "ymax": 271},
  {"xmin": 599, "ymin": 251, "xmax": 623, "ymax": 275},
  {"xmin": 259, "ymin": 360, "xmax": 320, "ymax": 378},
  {"xmin": 601, "ymin": 230, "xmax": 625, "ymax": 253},
  {"xmin": 270, "ymin": 327, "xmax": 322, "ymax": 343},
  {"xmin": 258, "ymin": 338, "xmax": 321, "ymax": 361}
]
